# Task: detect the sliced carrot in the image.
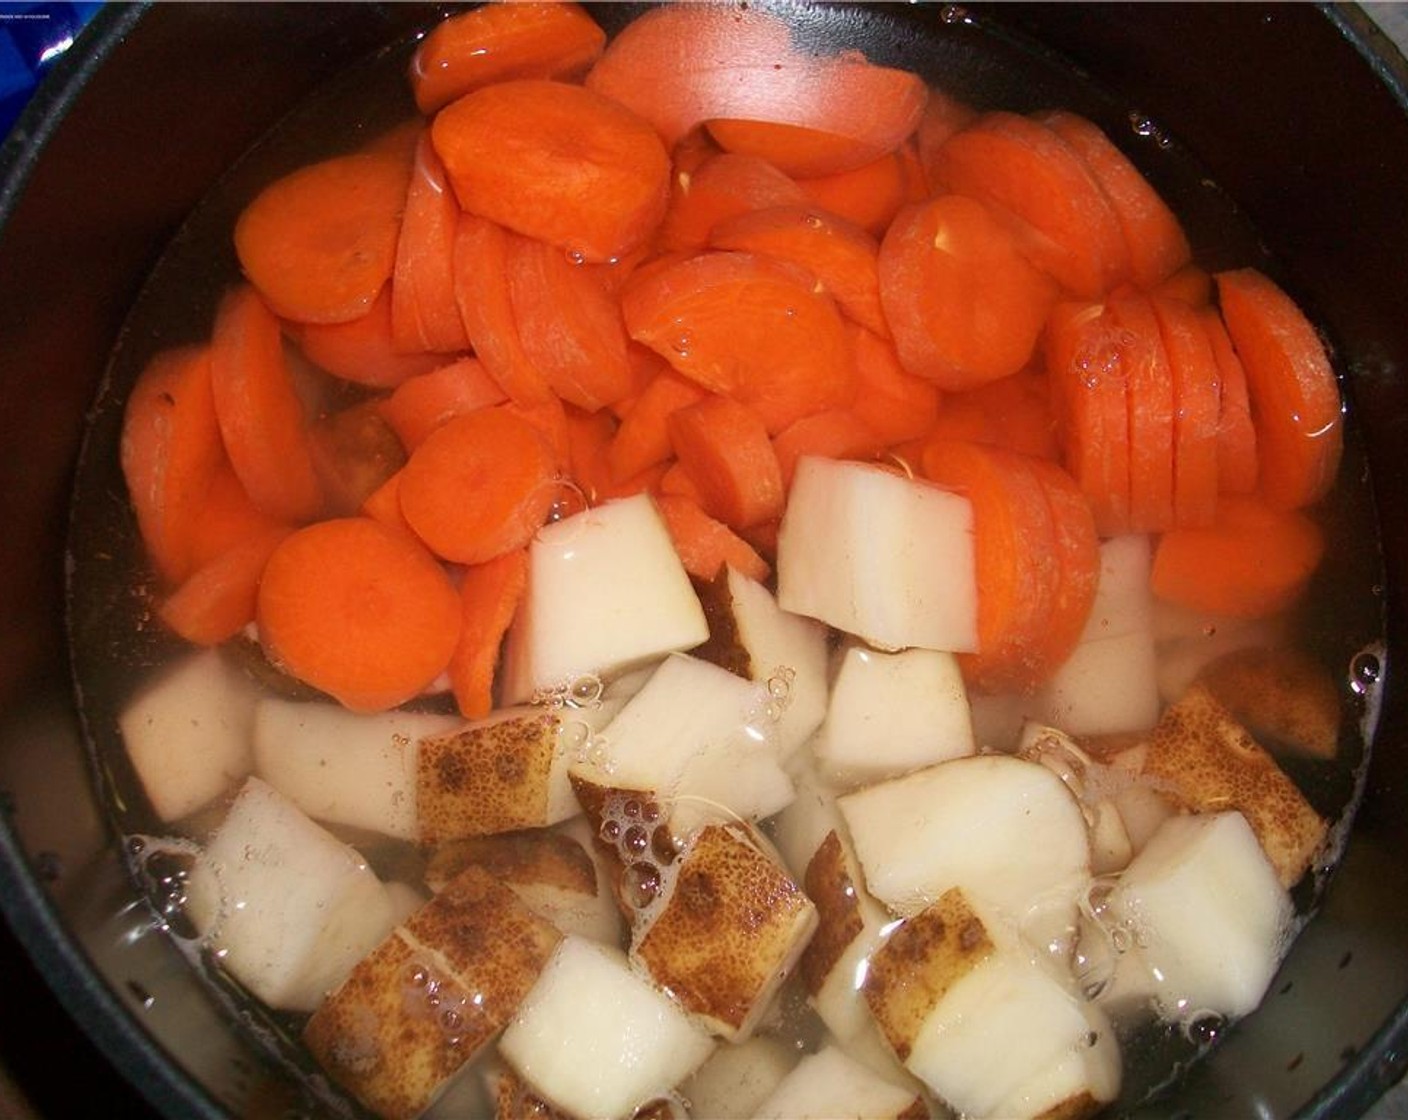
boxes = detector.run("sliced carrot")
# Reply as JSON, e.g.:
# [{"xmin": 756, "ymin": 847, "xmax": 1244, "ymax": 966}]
[
  {"xmin": 1214, "ymin": 268, "xmax": 1342, "ymax": 510},
  {"xmin": 796, "ymin": 148, "xmax": 911, "ymax": 239},
  {"xmin": 878, "ymin": 194, "xmax": 1058, "ymax": 389},
  {"xmin": 158, "ymin": 527, "xmax": 291, "ymax": 647},
  {"xmin": 920, "ymin": 439, "xmax": 1062, "ymax": 693},
  {"xmin": 184, "ymin": 459, "xmax": 291, "ymax": 573},
  {"xmin": 398, "ymin": 407, "xmax": 558, "ymax": 565},
  {"xmin": 1150, "ymin": 294, "xmax": 1221, "ymax": 528},
  {"xmin": 659, "ymin": 152, "xmax": 807, "ymax": 253},
  {"xmin": 846, "ymin": 324, "xmax": 942, "ymax": 445},
  {"xmin": 1153, "ymin": 263, "xmax": 1212, "ymax": 308},
  {"xmin": 563, "ymin": 404, "xmax": 616, "ymax": 506},
  {"xmin": 359, "ymin": 468, "xmax": 413, "ymax": 535},
  {"xmin": 652, "ymin": 493, "xmax": 770, "ymax": 584},
  {"xmin": 1151, "ymin": 494, "xmax": 1326, "ymax": 619},
  {"xmin": 930, "ymin": 111, "xmax": 1129, "ymax": 298},
  {"xmin": 295, "ymin": 285, "xmax": 443, "ymax": 389},
  {"xmin": 1028, "ymin": 458, "xmax": 1100, "ymax": 675},
  {"xmin": 308, "ymin": 400, "xmax": 407, "ymax": 517},
  {"xmin": 378, "ymin": 356, "xmax": 508, "ymax": 451},
  {"xmin": 448, "ymin": 548, "xmax": 529, "ymax": 720},
  {"xmin": 705, "ymin": 118, "xmax": 883, "ymax": 179},
  {"xmin": 914, "ymin": 87, "xmax": 978, "ymax": 187},
  {"xmin": 410, "ymin": 2, "xmax": 605, "ymax": 115},
  {"xmin": 585, "ymin": 4, "xmax": 927, "ymax": 159},
  {"xmin": 737, "ymin": 518, "xmax": 780, "ymax": 566},
  {"xmin": 668, "ymin": 395, "xmax": 786, "ymax": 530},
  {"xmin": 451, "ymin": 213, "xmax": 556, "ymax": 406},
  {"xmin": 606, "ymin": 368, "xmax": 707, "ymax": 482},
  {"xmin": 1109, "ymin": 293, "xmax": 1175, "ymax": 532},
  {"xmin": 621, "ymin": 250, "xmax": 854, "ymax": 434},
  {"xmin": 1200, "ymin": 308, "xmax": 1259, "ymax": 496},
  {"xmin": 257, "ymin": 517, "xmax": 462, "ymax": 712},
  {"xmin": 1037, "ymin": 109, "xmax": 1192, "ymax": 291},
  {"xmin": 209, "ymin": 285, "xmax": 325, "ymax": 524},
  {"xmin": 234, "ymin": 149, "xmax": 411, "ymax": 324},
  {"xmin": 771, "ymin": 410, "xmax": 884, "ymax": 489},
  {"xmin": 120, "ymin": 345, "xmax": 225, "ymax": 585},
  {"xmin": 391, "ymin": 134, "xmax": 472, "ymax": 355},
  {"xmin": 505, "ymin": 232, "xmax": 634, "ymax": 412},
  {"xmin": 433, "ymin": 78, "xmax": 670, "ymax": 263},
  {"xmin": 1043, "ymin": 300, "xmax": 1132, "ymax": 536},
  {"xmin": 931, "ymin": 368, "xmax": 1061, "ymax": 462},
  {"xmin": 503, "ymin": 395, "xmax": 572, "ymax": 477},
  {"xmin": 658, "ymin": 460, "xmax": 704, "ymax": 503},
  {"xmin": 709, "ymin": 204, "xmax": 888, "ymax": 339}
]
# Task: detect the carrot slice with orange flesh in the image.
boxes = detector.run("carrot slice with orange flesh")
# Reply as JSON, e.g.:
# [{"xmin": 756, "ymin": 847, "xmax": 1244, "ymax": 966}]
[
  {"xmin": 398, "ymin": 407, "xmax": 558, "ymax": 565},
  {"xmin": 931, "ymin": 111, "xmax": 1129, "ymax": 299},
  {"xmin": 391, "ymin": 134, "xmax": 472, "ymax": 355},
  {"xmin": 653, "ymin": 493, "xmax": 770, "ymax": 584},
  {"xmin": 1151, "ymin": 494, "xmax": 1326, "ymax": 619},
  {"xmin": 184, "ymin": 460, "xmax": 291, "ymax": 574},
  {"xmin": 796, "ymin": 148, "xmax": 912, "ymax": 239},
  {"xmin": 879, "ymin": 194, "xmax": 1058, "ymax": 389},
  {"xmin": 1200, "ymin": 308, "xmax": 1259, "ymax": 496},
  {"xmin": 504, "ymin": 395, "xmax": 572, "ymax": 477},
  {"xmin": 710, "ymin": 204, "xmax": 888, "ymax": 339},
  {"xmin": 659, "ymin": 152, "xmax": 808, "ymax": 253},
  {"xmin": 1214, "ymin": 268, "xmax": 1343, "ymax": 510},
  {"xmin": 771, "ymin": 410, "xmax": 884, "ymax": 489},
  {"xmin": 1028, "ymin": 458, "xmax": 1100, "ymax": 676},
  {"xmin": 1152, "ymin": 263, "xmax": 1212, "ymax": 308},
  {"xmin": 158, "ymin": 527, "xmax": 291, "ymax": 647},
  {"xmin": 295, "ymin": 285, "xmax": 443, "ymax": 389},
  {"xmin": 621, "ymin": 250, "xmax": 854, "ymax": 434},
  {"xmin": 705, "ymin": 118, "xmax": 885, "ymax": 179},
  {"xmin": 606, "ymin": 368, "xmax": 707, "ymax": 483},
  {"xmin": 451, "ymin": 213, "xmax": 556, "ymax": 406},
  {"xmin": 449, "ymin": 548, "xmax": 529, "ymax": 719},
  {"xmin": 1109, "ymin": 293, "xmax": 1176, "ymax": 532},
  {"xmin": 379, "ymin": 356, "xmax": 508, "ymax": 451},
  {"xmin": 658, "ymin": 460, "xmax": 704, "ymax": 502},
  {"xmin": 410, "ymin": 2, "xmax": 606, "ymax": 115},
  {"xmin": 210, "ymin": 286, "xmax": 325, "ymax": 525},
  {"xmin": 308, "ymin": 401, "xmax": 407, "ymax": 518},
  {"xmin": 359, "ymin": 468, "xmax": 413, "ymax": 535},
  {"xmin": 120, "ymin": 345, "xmax": 225, "ymax": 586},
  {"xmin": 920, "ymin": 439, "xmax": 1062, "ymax": 693},
  {"xmin": 845, "ymin": 324, "xmax": 941, "ymax": 444},
  {"xmin": 668, "ymin": 396, "xmax": 786, "ymax": 530},
  {"xmin": 234, "ymin": 150, "xmax": 411, "ymax": 325},
  {"xmin": 1043, "ymin": 300, "xmax": 1132, "ymax": 536},
  {"xmin": 1037, "ymin": 109, "xmax": 1192, "ymax": 291},
  {"xmin": 257, "ymin": 517, "xmax": 462, "ymax": 712},
  {"xmin": 505, "ymin": 233, "xmax": 634, "ymax": 412},
  {"xmin": 932, "ymin": 369, "xmax": 1062, "ymax": 462},
  {"xmin": 585, "ymin": 4, "xmax": 927, "ymax": 160},
  {"xmin": 433, "ymin": 78, "xmax": 670, "ymax": 263},
  {"xmin": 1151, "ymin": 294, "xmax": 1221, "ymax": 528},
  {"xmin": 914, "ymin": 87, "xmax": 978, "ymax": 185}
]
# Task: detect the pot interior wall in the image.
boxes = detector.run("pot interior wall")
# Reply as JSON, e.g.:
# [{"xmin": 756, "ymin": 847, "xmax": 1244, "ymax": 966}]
[{"xmin": 1, "ymin": 3, "xmax": 1406, "ymax": 1117}]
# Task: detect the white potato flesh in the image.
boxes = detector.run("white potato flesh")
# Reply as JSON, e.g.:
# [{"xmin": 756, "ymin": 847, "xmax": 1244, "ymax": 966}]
[
  {"xmin": 500, "ymin": 494, "xmax": 709, "ymax": 705},
  {"xmin": 183, "ymin": 777, "xmax": 395, "ymax": 1013},
  {"xmin": 498, "ymin": 936, "xmax": 715, "ymax": 1120},
  {"xmin": 118, "ymin": 648, "xmax": 257, "ymax": 822},
  {"xmin": 1106, "ymin": 811, "xmax": 1293, "ymax": 1020},
  {"xmin": 1038, "ymin": 627, "xmax": 1161, "ymax": 737},
  {"xmin": 754, "ymin": 1044, "xmax": 925, "ymax": 1120},
  {"xmin": 814, "ymin": 641, "xmax": 975, "ymax": 790},
  {"xmin": 1080, "ymin": 534, "xmax": 1154, "ymax": 643},
  {"xmin": 777, "ymin": 456, "xmax": 978, "ymax": 653},
  {"xmin": 769, "ymin": 760, "xmax": 844, "ymax": 880},
  {"xmin": 679, "ymin": 1034, "xmax": 798, "ymax": 1120},
  {"xmin": 577, "ymin": 653, "xmax": 794, "ymax": 830},
  {"xmin": 252, "ymin": 698, "xmax": 460, "ymax": 840},
  {"xmin": 839, "ymin": 755, "xmax": 1091, "ymax": 934}
]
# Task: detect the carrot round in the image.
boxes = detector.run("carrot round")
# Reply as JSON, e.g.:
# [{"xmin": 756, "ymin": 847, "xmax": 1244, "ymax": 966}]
[
  {"xmin": 391, "ymin": 134, "xmax": 472, "ymax": 355},
  {"xmin": 1037, "ymin": 109, "xmax": 1192, "ymax": 291},
  {"xmin": 1151, "ymin": 495, "xmax": 1326, "ymax": 619},
  {"xmin": 932, "ymin": 369, "xmax": 1061, "ymax": 463},
  {"xmin": 710, "ymin": 204, "xmax": 888, "ymax": 339},
  {"xmin": 1151, "ymin": 294, "xmax": 1221, "ymax": 528},
  {"xmin": 184, "ymin": 459, "xmax": 291, "ymax": 574},
  {"xmin": 234, "ymin": 150, "xmax": 411, "ymax": 324},
  {"xmin": 914, "ymin": 88, "xmax": 978, "ymax": 185},
  {"xmin": 1028, "ymin": 459, "xmax": 1100, "ymax": 677},
  {"xmin": 410, "ymin": 2, "xmax": 606, "ymax": 115},
  {"xmin": 209, "ymin": 285, "xmax": 325, "ymax": 525},
  {"xmin": 771, "ymin": 410, "xmax": 884, "ymax": 490},
  {"xmin": 659, "ymin": 152, "xmax": 808, "ymax": 253},
  {"xmin": 397, "ymin": 407, "xmax": 558, "ymax": 565},
  {"xmin": 159, "ymin": 527, "xmax": 291, "ymax": 647},
  {"xmin": 1200, "ymin": 307, "xmax": 1259, "ymax": 496},
  {"xmin": 653, "ymin": 493, "xmax": 770, "ymax": 584},
  {"xmin": 667, "ymin": 395, "xmax": 785, "ymax": 530},
  {"xmin": 1109, "ymin": 293, "xmax": 1175, "ymax": 533},
  {"xmin": 621, "ymin": 250, "xmax": 854, "ymax": 434},
  {"xmin": 606, "ymin": 368, "xmax": 707, "ymax": 483},
  {"xmin": 930, "ymin": 111, "xmax": 1129, "ymax": 298},
  {"xmin": 878, "ymin": 194, "xmax": 1058, "ymax": 389},
  {"xmin": 432, "ymin": 78, "xmax": 670, "ymax": 263},
  {"xmin": 257, "ymin": 517, "xmax": 462, "ymax": 712},
  {"xmin": 120, "ymin": 345, "xmax": 225, "ymax": 586},
  {"xmin": 1214, "ymin": 268, "xmax": 1342, "ymax": 510},
  {"xmin": 295, "ymin": 284, "xmax": 443, "ymax": 389},
  {"xmin": 359, "ymin": 469, "xmax": 413, "ymax": 536},
  {"xmin": 307, "ymin": 401, "xmax": 407, "ymax": 518},
  {"xmin": 449, "ymin": 548, "xmax": 529, "ymax": 720},
  {"xmin": 796, "ymin": 147, "xmax": 914, "ymax": 239},
  {"xmin": 705, "ymin": 118, "xmax": 883, "ymax": 179},
  {"xmin": 1152, "ymin": 263, "xmax": 1212, "ymax": 309},
  {"xmin": 845, "ymin": 324, "xmax": 941, "ymax": 445},
  {"xmin": 378, "ymin": 356, "xmax": 508, "ymax": 451}
]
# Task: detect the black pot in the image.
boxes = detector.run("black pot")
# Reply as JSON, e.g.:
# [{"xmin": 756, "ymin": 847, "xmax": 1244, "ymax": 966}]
[{"xmin": 2, "ymin": 3, "xmax": 1407, "ymax": 1117}]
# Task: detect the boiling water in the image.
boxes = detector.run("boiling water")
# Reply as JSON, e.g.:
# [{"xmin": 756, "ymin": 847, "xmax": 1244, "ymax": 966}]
[{"xmin": 63, "ymin": 3, "xmax": 1387, "ymax": 1117}]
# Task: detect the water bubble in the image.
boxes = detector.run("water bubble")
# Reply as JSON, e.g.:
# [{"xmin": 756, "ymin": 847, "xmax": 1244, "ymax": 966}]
[
  {"xmin": 566, "ymin": 249, "xmax": 587, "ymax": 266},
  {"xmin": 623, "ymin": 861, "xmax": 662, "ymax": 909},
  {"xmin": 1181, "ymin": 1010, "xmax": 1226, "ymax": 1048},
  {"xmin": 599, "ymin": 818, "xmax": 621, "ymax": 843},
  {"xmin": 803, "ymin": 213, "xmax": 824, "ymax": 229},
  {"xmin": 670, "ymin": 332, "xmax": 693, "ymax": 357},
  {"xmin": 1350, "ymin": 648, "xmax": 1382, "ymax": 693},
  {"xmin": 623, "ymin": 799, "xmax": 642, "ymax": 820},
  {"xmin": 623, "ymin": 825, "xmax": 650, "ymax": 856},
  {"xmin": 1128, "ymin": 111, "xmax": 1172, "ymax": 149},
  {"xmin": 568, "ymin": 674, "xmax": 604, "ymax": 707},
  {"xmin": 939, "ymin": 3, "xmax": 970, "ymax": 23}
]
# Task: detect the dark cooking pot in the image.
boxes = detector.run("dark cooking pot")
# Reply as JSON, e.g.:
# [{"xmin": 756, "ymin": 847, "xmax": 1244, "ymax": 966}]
[{"xmin": 2, "ymin": 3, "xmax": 1407, "ymax": 1117}]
